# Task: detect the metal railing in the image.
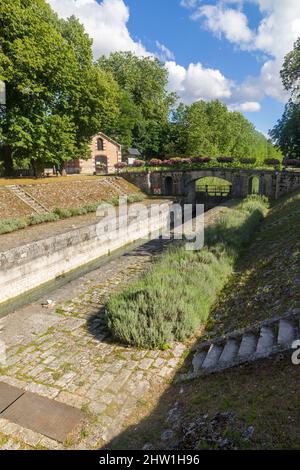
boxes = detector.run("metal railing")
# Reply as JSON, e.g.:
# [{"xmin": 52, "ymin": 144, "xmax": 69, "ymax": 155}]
[{"xmin": 197, "ymin": 185, "xmax": 232, "ymax": 197}]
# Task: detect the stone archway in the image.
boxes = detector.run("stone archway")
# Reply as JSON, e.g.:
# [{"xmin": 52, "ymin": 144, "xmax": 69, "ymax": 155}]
[
  {"xmin": 164, "ymin": 176, "xmax": 173, "ymax": 196},
  {"xmin": 248, "ymin": 176, "xmax": 260, "ymax": 195},
  {"xmin": 195, "ymin": 176, "xmax": 232, "ymax": 197}
]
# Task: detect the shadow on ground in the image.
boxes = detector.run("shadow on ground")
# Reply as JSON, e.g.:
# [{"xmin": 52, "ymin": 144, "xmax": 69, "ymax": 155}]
[{"xmin": 90, "ymin": 194, "xmax": 300, "ymax": 450}]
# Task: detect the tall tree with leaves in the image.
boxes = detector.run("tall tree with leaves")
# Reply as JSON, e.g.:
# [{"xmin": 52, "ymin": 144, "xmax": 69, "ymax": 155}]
[
  {"xmin": 270, "ymin": 38, "xmax": 300, "ymax": 159},
  {"xmin": 0, "ymin": 0, "xmax": 120, "ymax": 175},
  {"xmin": 162, "ymin": 99, "xmax": 280, "ymax": 162},
  {"xmin": 97, "ymin": 52, "xmax": 175, "ymax": 157}
]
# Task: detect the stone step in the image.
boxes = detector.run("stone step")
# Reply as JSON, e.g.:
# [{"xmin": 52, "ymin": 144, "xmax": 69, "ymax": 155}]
[
  {"xmin": 238, "ymin": 333, "xmax": 258, "ymax": 358},
  {"xmin": 219, "ymin": 339, "xmax": 239, "ymax": 364},
  {"xmin": 7, "ymin": 185, "xmax": 49, "ymax": 214},
  {"xmin": 190, "ymin": 313, "xmax": 300, "ymax": 377},
  {"xmin": 256, "ymin": 326, "xmax": 276, "ymax": 355},
  {"xmin": 278, "ymin": 319, "xmax": 297, "ymax": 346},
  {"xmin": 202, "ymin": 344, "xmax": 223, "ymax": 369},
  {"xmin": 192, "ymin": 350, "xmax": 207, "ymax": 373}
]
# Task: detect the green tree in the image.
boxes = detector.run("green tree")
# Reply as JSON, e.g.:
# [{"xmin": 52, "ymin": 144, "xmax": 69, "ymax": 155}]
[
  {"xmin": 281, "ymin": 37, "xmax": 300, "ymax": 98},
  {"xmin": 162, "ymin": 99, "xmax": 279, "ymax": 163},
  {"xmin": 161, "ymin": 103, "xmax": 189, "ymax": 157},
  {"xmin": 270, "ymin": 102, "xmax": 300, "ymax": 159},
  {"xmin": 0, "ymin": 0, "xmax": 120, "ymax": 175},
  {"xmin": 270, "ymin": 38, "xmax": 300, "ymax": 159},
  {"xmin": 97, "ymin": 51, "xmax": 175, "ymax": 157}
]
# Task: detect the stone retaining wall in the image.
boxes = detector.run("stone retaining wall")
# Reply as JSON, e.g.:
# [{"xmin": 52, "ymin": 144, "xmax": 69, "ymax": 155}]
[{"xmin": 0, "ymin": 201, "xmax": 173, "ymax": 304}]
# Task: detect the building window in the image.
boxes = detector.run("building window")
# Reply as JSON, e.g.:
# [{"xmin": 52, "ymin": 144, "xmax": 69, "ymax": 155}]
[{"xmin": 97, "ymin": 138, "xmax": 104, "ymax": 151}]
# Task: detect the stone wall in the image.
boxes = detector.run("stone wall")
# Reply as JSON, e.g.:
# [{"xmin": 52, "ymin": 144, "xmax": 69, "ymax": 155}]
[
  {"xmin": 123, "ymin": 168, "xmax": 300, "ymax": 201},
  {"xmin": 0, "ymin": 201, "xmax": 172, "ymax": 305}
]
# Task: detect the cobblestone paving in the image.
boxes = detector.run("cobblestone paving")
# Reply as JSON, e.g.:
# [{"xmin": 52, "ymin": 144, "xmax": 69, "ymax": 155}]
[{"xmin": 0, "ymin": 205, "xmax": 231, "ymax": 450}]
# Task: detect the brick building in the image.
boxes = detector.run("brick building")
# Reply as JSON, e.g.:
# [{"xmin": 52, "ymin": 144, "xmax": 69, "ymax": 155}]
[{"xmin": 65, "ymin": 132, "xmax": 122, "ymax": 175}]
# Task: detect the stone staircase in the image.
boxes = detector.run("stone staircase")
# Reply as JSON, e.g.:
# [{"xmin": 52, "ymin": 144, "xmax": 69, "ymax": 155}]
[
  {"xmin": 102, "ymin": 177, "xmax": 128, "ymax": 197},
  {"xmin": 6, "ymin": 185, "xmax": 49, "ymax": 215},
  {"xmin": 187, "ymin": 309, "xmax": 300, "ymax": 378}
]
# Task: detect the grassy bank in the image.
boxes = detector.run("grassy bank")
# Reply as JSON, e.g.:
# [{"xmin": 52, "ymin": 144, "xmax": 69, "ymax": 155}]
[
  {"xmin": 203, "ymin": 189, "xmax": 300, "ymax": 338},
  {"xmin": 106, "ymin": 195, "xmax": 268, "ymax": 349},
  {"xmin": 0, "ymin": 193, "xmax": 145, "ymax": 236},
  {"xmin": 108, "ymin": 191, "xmax": 300, "ymax": 451}
]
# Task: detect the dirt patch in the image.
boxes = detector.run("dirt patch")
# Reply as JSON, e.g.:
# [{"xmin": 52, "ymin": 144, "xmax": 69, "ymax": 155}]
[
  {"xmin": 0, "ymin": 188, "xmax": 33, "ymax": 218},
  {"xmin": 24, "ymin": 178, "xmax": 140, "ymax": 211}
]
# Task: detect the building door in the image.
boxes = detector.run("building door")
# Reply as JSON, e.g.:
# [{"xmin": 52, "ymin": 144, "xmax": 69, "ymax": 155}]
[
  {"xmin": 95, "ymin": 156, "xmax": 108, "ymax": 174},
  {"xmin": 164, "ymin": 176, "xmax": 173, "ymax": 195}
]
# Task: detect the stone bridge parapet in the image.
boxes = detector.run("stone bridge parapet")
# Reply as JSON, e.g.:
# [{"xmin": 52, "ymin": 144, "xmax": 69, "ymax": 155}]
[{"xmin": 122, "ymin": 168, "xmax": 300, "ymax": 202}]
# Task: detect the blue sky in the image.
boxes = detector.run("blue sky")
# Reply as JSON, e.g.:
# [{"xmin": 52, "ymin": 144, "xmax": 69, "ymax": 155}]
[
  {"xmin": 48, "ymin": 1, "xmax": 300, "ymax": 136},
  {"xmin": 126, "ymin": 0, "xmax": 286, "ymax": 135}
]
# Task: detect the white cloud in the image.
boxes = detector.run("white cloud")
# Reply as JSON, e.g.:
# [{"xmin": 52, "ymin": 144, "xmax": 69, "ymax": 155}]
[
  {"xmin": 47, "ymin": 0, "xmax": 147, "ymax": 58},
  {"xmin": 47, "ymin": 0, "xmax": 299, "ymax": 118},
  {"xmin": 229, "ymin": 101, "xmax": 261, "ymax": 112},
  {"xmin": 194, "ymin": 4, "xmax": 253, "ymax": 45},
  {"xmin": 166, "ymin": 61, "xmax": 232, "ymax": 103},
  {"xmin": 254, "ymin": 0, "xmax": 300, "ymax": 59},
  {"xmin": 155, "ymin": 41, "xmax": 175, "ymax": 61},
  {"xmin": 180, "ymin": 0, "xmax": 199, "ymax": 9},
  {"xmin": 48, "ymin": 0, "xmax": 234, "ymax": 108},
  {"xmin": 184, "ymin": 0, "xmax": 300, "ymax": 107}
]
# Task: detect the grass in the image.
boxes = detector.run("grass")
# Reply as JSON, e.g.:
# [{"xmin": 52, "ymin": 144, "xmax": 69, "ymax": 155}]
[
  {"xmin": 105, "ymin": 195, "xmax": 268, "ymax": 349},
  {"xmin": 106, "ymin": 190, "xmax": 300, "ymax": 451},
  {"xmin": 0, "ymin": 193, "xmax": 145, "ymax": 235},
  {"xmin": 203, "ymin": 189, "xmax": 300, "ymax": 338},
  {"xmin": 196, "ymin": 177, "xmax": 231, "ymax": 189}
]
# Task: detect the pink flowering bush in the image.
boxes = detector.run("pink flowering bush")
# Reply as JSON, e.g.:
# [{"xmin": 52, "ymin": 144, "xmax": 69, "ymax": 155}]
[
  {"xmin": 165, "ymin": 158, "xmax": 189, "ymax": 166},
  {"xmin": 133, "ymin": 159, "xmax": 144, "ymax": 167},
  {"xmin": 114, "ymin": 162, "xmax": 127, "ymax": 170},
  {"xmin": 149, "ymin": 159, "xmax": 162, "ymax": 166}
]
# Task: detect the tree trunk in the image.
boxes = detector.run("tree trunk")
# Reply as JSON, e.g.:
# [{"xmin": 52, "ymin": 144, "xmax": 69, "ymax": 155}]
[
  {"xmin": 31, "ymin": 158, "xmax": 44, "ymax": 178},
  {"xmin": 2, "ymin": 145, "xmax": 14, "ymax": 176}
]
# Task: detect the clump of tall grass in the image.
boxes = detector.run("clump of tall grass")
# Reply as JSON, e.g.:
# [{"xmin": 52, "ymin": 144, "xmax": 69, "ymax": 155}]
[
  {"xmin": 0, "ymin": 217, "xmax": 28, "ymax": 234},
  {"xmin": 105, "ymin": 196, "xmax": 269, "ymax": 349}
]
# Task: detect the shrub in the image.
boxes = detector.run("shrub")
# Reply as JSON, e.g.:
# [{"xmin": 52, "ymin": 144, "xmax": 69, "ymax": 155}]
[
  {"xmin": 105, "ymin": 196, "xmax": 268, "ymax": 349},
  {"xmin": 163, "ymin": 159, "xmax": 173, "ymax": 167},
  {"xmin": 191, "ymin": 157, "xmax": 212, "ymax": 164},
  {"xmin": 84, "ymin": 201, "xmax": 102, "ymax": 213},
  {"xmin": 53, "ymin": 207, "xmax": 72, "ymax": 218},
  {"xmin": 69, "ymin": 207, "xmax": 88, "ymax": 216},
  {"xmin": 28, "ymin": 213, "xmax": 60, "ymax": 225},
  {"xmin": 264, "ymin": 158, "xmax": 280, "ymax": 166},
  {"xmin": 240, "ymin": 158, "xmax": 256, "ymax": 165},
  {"xmin": 127, "ymin": 193, "xmax": 145, "ymax": 203},
  {"xmin": 149, "ymin": 159, "xmax": 162, "ymax": 166},
  {"xmin": 133, "ymin": 159, "xmax": 144, "ymax": 167},
  {"xmin": 217, "ymin": 156, "xmax": 234, "ymax": 163},
  {"xmin": 169, "ymin": 157, "xmax": 192, "ymax": 166},
  {"xmin": 283, "ymin": 159, "xmax": 300, "ymax": 168},
  {"xmin": 114, "ymin": 162, "xmax": 127, "ymax": 170},
  {"xmin": 0, "ymin": 218, "xmax": 28, "ymax": 234}
]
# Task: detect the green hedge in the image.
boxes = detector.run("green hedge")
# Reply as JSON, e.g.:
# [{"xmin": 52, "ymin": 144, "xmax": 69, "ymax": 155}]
[{"xmin": 105, "ymin": 195, "xmax": 268, "ymax": 349}]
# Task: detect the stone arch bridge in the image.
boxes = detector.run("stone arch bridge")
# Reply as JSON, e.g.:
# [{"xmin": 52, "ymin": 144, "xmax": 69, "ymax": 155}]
[{"xmin": 122, "ymin": 168, "xmax": 300, "ymax": 202}]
